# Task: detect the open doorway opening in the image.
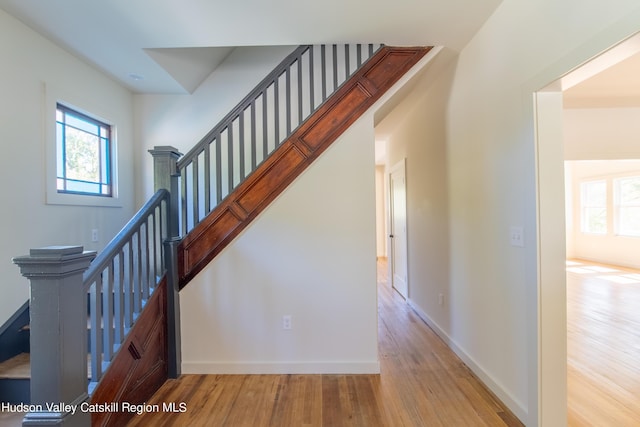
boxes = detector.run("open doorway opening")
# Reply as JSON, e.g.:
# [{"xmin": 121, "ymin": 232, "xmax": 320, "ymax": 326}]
[
  {"xmin": 563, "ymin": 63, "xmax": 640, "ymax": 423},
  {"xmin": 536, "ymin": 31, "xmax": 640, "ymax": 426}
]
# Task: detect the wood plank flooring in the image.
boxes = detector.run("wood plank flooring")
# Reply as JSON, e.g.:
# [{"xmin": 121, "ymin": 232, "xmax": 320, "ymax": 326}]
[
  {"xmin": 0, "ymin": 353, "xmax": 29, "ymax": 379},
  {"xmin": 566, "ymin": 259, "xmax": 640, "ymax": 427},
  {"xmin": 127, "ymin": 259, "xmax": 522, "ymax": 427}
]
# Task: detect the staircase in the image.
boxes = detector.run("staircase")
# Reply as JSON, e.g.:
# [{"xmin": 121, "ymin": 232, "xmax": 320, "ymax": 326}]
[
  {"xmin": 0, "ymin": 302, "xmax": 29, "ymax": 404},
  {"xmin": 6, "ymin": 44, "xmax": 430, "ymax": 426}
]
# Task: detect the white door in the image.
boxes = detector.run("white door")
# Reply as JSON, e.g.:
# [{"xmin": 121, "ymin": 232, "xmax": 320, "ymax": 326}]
[{"xmin": 389, "ymin": 160, "xmax": 408, "ymax": 299}]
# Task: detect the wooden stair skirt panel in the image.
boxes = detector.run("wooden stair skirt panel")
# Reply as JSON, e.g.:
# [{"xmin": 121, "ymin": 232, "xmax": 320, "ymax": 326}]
[
  {"xmin": 90, "ymin": 276, "xmax": 168, "ymax": 427},
  {"xmin": 178, "ymin": 46, "xmax": 431, "ymax": 287}
]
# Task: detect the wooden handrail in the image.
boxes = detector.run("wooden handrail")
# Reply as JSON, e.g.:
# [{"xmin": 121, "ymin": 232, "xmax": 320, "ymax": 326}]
[
  {"xmin": 177, "ymin": 46, "xmax": 432, "ymax": 287},
  {"xmin": 173, "ymin": 44, "xmax": 384, "ymax": 236},
  {"xmin": 177, "ymin": 46, "xmax": 311, "ymax": 169},
  {"xmin": 83, "ymin": 189, "xmax": 169, "ymax": 288}
]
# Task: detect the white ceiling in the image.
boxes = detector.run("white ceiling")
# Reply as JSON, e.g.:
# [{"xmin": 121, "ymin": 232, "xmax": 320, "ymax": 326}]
[
  {"xmin": 562, "ymin": 32, "xmax": 640, "ymax": 108},
  {"xmin": 563, "ymin": 52, "xmax": 640, "ymax": 108},
  {"xmin": 0, "ymin": 0, "xmax": 502, "ymax": 93}
]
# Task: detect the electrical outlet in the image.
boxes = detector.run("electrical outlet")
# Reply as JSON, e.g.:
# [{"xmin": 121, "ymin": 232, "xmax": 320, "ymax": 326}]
[
  {"xmin": 438, "ymin": 293, "xmax": 444, "ymax": 306},
  {"xmin": 282, "ymin": 315, "xmax": 292, "ymax": 330},
  {"xmin": 91, "ymin": 229, "xmax": 99, "ymax": 243}
]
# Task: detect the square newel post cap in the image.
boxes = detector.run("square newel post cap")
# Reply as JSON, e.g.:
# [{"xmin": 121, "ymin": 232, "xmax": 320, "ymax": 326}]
[
  {"xmin": 148, "ymin": 146, "xmax": 183, "ymax": 158},
  {"xmin": 13, "ymin": 245, "xmax": 97, "ymax": 278}
]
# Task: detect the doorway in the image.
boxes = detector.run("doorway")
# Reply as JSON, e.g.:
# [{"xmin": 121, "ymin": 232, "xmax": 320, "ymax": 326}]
[
  {"xmin": 388, "ymin": 159, "xmax": 409, "ymax": 299},
  {"xmin": 535, "ymin": 30, "xmax": 640, "ymax": 426}
]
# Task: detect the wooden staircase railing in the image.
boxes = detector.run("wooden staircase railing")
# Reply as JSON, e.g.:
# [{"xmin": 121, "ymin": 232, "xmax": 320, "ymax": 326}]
[
  {"xmin": 173, "ymin": 45, "xmax": 431, "ymax": 286},
  {"xmin": 173, "ymin": 44, "xmax": 384, "ymax": 237},
  {"xmin": 82, "ymin": 189, "xmax": 172, "ymax": 391}
]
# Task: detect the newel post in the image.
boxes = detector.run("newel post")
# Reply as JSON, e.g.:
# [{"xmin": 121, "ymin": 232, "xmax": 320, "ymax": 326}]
[
  {"xmin": 148, "ymin": 145, "xmax": 182, "ymax": 192},
  {"xmin": 13, "ymin": 246, "xmax": 96, "ymax": 427},
  {"xmin": 149, "ymin": 146, "xmax": 182, "ymax": 377},
  {"xmin": 149, "ymin": 145, "xmax": 182, "ymax": 238}
]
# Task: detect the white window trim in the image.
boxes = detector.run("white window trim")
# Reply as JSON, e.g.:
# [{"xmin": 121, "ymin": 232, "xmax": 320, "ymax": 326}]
[
  {"xmin": 614, "ymin": 176, "xmax": 640, "ymax": 237},
  {"xmin": 45, "ymin": 83, "xmax": 121, "ymax": 207}
]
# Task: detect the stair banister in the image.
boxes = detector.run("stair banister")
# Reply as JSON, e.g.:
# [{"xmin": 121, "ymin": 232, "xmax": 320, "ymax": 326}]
[
  {"xmin": 167, "ymin": 44, "xmax": 383, "ymax": 237},
  {"xmin": 176, "ymin": 45, "xmax": 310, "ymax": 170},
  {"xmin": 81, "ymin": 189, "xmax": 172, "ymax": 386},
  {"xmin": 13, "ymin": 189, "xmax": 173, "ymax": 425}
]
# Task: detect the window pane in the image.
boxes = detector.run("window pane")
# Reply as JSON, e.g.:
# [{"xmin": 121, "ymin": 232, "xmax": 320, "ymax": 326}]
[
  {"xmin": 583, "ymin": 181, "xmax": 606, "ymax": 206},
  {"xmin": 616, "ymin": 177, "xmax": 640, "ymax": 237},
  {"xmin": 65, "ymin": 113, "xmax": 100, "ymax": 135},
  {"xmin": 584, "ymin": 207, "xmax": 607, "ymax": 234},
  {"xmin": 56, "ymin": 103, "xmax": 112, "ymax": 197},
  {"xmin": 619, "ymin": 206, "xmax": 640, "ymax": 236},
  {"xmin": 619, "ymin": 177, "xmax": 640, "ymax": 205},
  {"xmin": 65, "ymin": 127, "xmax": 100, "ymax": 183}
]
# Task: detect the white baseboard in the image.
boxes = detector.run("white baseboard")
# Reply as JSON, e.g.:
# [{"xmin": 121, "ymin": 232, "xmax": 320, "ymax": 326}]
[
  {"xmin": 182, "ymin": 361, "xmax": 381, "ymax": 375},
  {"xmin": 407, "ymin": 298, "xmax": 527, "ymax": 423}
]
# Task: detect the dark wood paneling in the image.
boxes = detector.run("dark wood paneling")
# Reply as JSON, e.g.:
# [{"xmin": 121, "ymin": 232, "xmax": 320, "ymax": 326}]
[
  {"xmin": 90, "ymin": 277, "xmax": 168, "ymax": 427},
  {"xmin": 234, "ymin": 144, "xmax": 307, "ymax": 214},
  {"xmin": 178, "ymin": 46, "xmax": 431, "ymax": 288}
]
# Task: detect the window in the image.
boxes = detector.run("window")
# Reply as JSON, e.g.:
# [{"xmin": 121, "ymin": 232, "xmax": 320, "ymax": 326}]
[
  {"xmin": 56, "ymin": 104, "xmax": 112, "ymax": 196},
  {"xmin": 615, "ymin": 176, "xmax": 640, "ymax": 237},
  {"xmin": 580, "ymin": 180, "xmax": 607, "ymax": 234}
]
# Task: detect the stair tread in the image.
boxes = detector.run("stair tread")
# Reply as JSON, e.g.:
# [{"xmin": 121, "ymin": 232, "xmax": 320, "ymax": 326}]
[
  {"xmin": 0, "ymin": 353, "xmax": 30, "ymax": 379},
  {"xmin": 0, "ymin": 354, "xmax": 95, "ymax": 380}
]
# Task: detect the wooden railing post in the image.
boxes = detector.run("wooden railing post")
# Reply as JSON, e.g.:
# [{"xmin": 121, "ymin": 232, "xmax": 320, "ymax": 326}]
[
  {"xmin": 13, "ymin": 246, "xmax": 96, "ymax": 427},
  {"xmin": 170, "ymin": 173, "xmax": 181, "ymax": 238},
  {"xmin": 163, "ymin": 237, "xmax": 182, "ymax": 378}
]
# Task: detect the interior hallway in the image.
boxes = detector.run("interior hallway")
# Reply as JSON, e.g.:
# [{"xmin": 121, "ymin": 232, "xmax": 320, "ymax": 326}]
[
  {"xmin": 125, "ymin": 259, "xmax": 521, "ymax": 426},
  {"xmin": 566, "ymin": 259, "xmax": 640, "ymax": 426}
]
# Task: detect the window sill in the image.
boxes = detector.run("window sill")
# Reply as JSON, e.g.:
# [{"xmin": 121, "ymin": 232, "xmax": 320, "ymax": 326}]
[{"xmin": 46, "ymin": 190, "xmax": 122, "ymax": 208}]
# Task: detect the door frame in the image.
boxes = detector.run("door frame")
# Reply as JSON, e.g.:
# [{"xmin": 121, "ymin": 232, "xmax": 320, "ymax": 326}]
[
  {"xmin": 388, "ymin": 159, "xmax": 409, "ymax": 298},
  {"xmin": 532, "ymin": 27, "xmax": 640, "ymax": 427}
]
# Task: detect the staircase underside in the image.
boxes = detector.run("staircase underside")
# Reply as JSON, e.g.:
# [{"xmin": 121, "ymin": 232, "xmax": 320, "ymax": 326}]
[{"xmin": 177, "ymin": 46, "xmax": 431, "ymax": 287}]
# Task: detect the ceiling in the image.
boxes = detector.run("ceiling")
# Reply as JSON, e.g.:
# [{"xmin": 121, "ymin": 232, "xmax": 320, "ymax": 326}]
[
  {"xmin": 563, "ymin": 32, "xmax": 640, "ymax": 108},
  {"xmin": 564, "ymin": 52, "xmax": 640, "ymax": 108},
  {"xmin": 0, "ymin": 0, "xmax": 502, "ymax": 93}
]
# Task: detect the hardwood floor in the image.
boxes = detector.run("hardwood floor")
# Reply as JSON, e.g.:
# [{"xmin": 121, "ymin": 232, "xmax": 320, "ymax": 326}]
[
  {"xmin": 566, "ymin": 259, "xmax": 640, "ymax": 427},
  {"xmin": 0, "ymin": 353, "xmax": 29, "ymax": 379},
  {"xmin": 127, "ymin": 259, "xmax": 522, "ymax": 427}
]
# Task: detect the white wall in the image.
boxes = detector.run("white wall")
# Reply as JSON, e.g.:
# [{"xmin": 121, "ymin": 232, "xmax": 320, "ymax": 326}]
[
  {"xmin": 134, "ymin": 46, "xmax": 295, "ymax": 204},
  {"xmin": 377, "ymin": 49, "xmax": 453, "ymax": 335},
  {"xmin": 180, "ymin": 116, "xmax": 379, "ymax": 374},
  {"xmin": 564, "ymin": 108, "xmax": 640, "ymax": 160},
  {"xmin": 447, "ymin": 1, "xmax": 640, "ymax": 425},
  {"xmin": 0, "ymin": 9, "xmax": 135, "ymax": 326},
  {"xmin": 152, "ymin": 45, "xmax": 443, "ymax": 375}
]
